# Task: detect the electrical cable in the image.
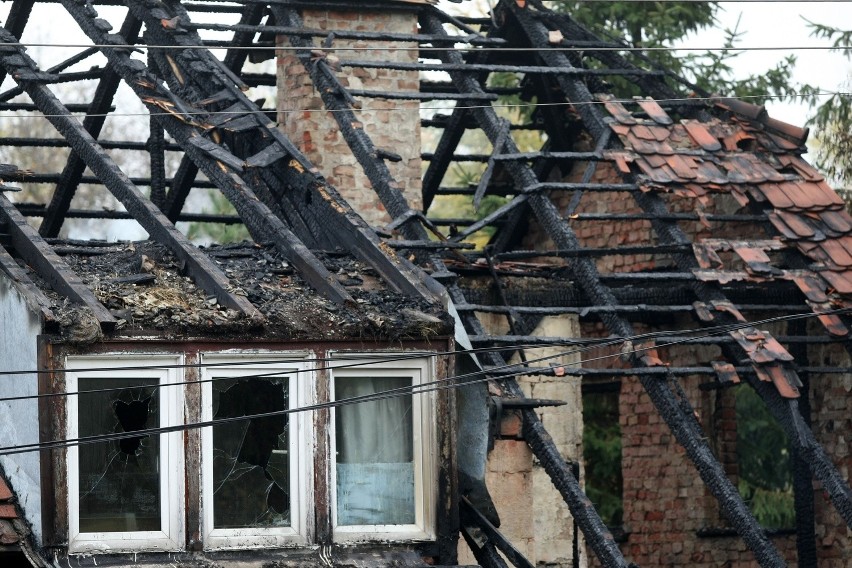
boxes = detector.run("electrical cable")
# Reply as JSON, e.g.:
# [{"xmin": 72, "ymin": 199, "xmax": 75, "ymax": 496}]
[
  {"xmin": 0, "ymin": 90, "xmax": 846, "ymax": 122},
  {"xmin": 7, "ymin": 41, "xmax": 852, "ymax": 53},
  {"xmin": 0, "ymin": 303, "xmax": 845, "ymax": 381},
  {"xmin": 0, "ymin": 306, "xmax": 847, "ymax": 456}
]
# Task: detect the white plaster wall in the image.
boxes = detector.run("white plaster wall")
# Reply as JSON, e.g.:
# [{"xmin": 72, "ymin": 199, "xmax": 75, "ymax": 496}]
[{"xmin": 0, "ymin": 276, "xmax": 43, "ymax": 543}]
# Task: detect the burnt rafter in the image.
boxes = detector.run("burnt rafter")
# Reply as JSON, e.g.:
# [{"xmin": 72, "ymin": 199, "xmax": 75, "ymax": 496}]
[
  {"xmin": 0, "ymin": 28, "xmax": 262, "ymax": 319},
  {"xmin": 163, "ymin": 1, "xmax": 265, "ymax": 223},
  {"xmin": 0, "ymin": 193, "xmax": 115, "ymax": 328},
  {"xmin": 39, "ymin": 12, "xmax": 143, "ymax": 239},
  {"xmin": 271, "ymin": 6, "xmax": 629, "ymax": 567},
  {"xmin": 54, "ymin": 0, "xmax": 357, "ymax": 305},
  {"xmin": 419, "ymin": 10, "xmax": 788, "ymax": 567},
  {"xmin": 108, "ymin": 0, "xmax": 440, "ymax": 303},
  {"xmin": 504, "ymin": 0, "xmax": 852, "ymax": 532},
  {"xmin": 0, "ymin": 235, "xmax": 56, "ymax": 326}
]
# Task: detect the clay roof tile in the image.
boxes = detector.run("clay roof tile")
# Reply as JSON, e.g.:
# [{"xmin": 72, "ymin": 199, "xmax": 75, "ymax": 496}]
[
  {"xmin": 682, "ymin": 121, "xmax": 722, "ymax": 152},
  {"xmin": 636, "ymin": 98, "xmax": 673, "ymax": 125}
]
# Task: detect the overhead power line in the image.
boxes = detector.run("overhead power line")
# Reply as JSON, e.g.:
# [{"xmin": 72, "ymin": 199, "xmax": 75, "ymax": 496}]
[
  {"xmin": 0, "ymin": 90, "xmax": 845, "ymax": 122},
  {"xmin": 7, "ymin": 41, "xmax": 852, "ymax": 53},
  {"xmin": 0, "ymin": 306, "xmax": 847, "ymax": 456}
]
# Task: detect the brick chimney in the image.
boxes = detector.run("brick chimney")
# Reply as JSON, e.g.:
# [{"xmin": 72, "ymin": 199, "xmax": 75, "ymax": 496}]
[{"xmin": 277, "ymin": 7, "xmax": 423, "ymax": 227}]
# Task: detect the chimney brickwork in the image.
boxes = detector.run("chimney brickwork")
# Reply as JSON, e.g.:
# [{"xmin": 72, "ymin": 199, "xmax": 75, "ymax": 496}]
[{"xmin": 277, "ymin": 8, "xmax": 423, "ymax": 228}]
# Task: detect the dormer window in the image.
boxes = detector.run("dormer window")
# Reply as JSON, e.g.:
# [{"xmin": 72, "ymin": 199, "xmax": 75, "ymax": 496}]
[
  {"xmin": 64, "ymin": 350, "xmax": 437, "ymax": 553},
  {"xmin": 66, "ymin": 356, "xmax": 185, "ymax": 553}
]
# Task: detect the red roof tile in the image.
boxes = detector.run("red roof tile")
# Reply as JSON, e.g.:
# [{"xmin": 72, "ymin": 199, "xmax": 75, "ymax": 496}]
[
  {"xmin": 682, "ymin": 121, "xmax": 722, "ymax": 152},
  {"xmin": 818, "ymin": 210, "xmax": 852, "ymax": 235},
  {"xmin": 602, "ymin": 98, "xmax": 637, "ymax": 125},
  {"xmin": 637, "ymin": 98, "xmax": 673, "ymax": 125}
]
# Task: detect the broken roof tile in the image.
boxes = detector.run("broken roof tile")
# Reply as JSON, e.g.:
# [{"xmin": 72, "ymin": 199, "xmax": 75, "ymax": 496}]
[
  {"xmin": 682, "ymin": 121, "xmax": 722, "ymax": 152},
  {"xmin": 711, "ymin": 361, "xmax": 741, "ymax": 384},
  {"xmin": 818, "ymin": 210, "xmax": 852, "ymax": 235},
  {"xmin": 692, "ymin": 243, "xmax": 723, "ymax": 269},
  {"xmin": 817, "ymin": 269, "xmax": 852, "ymax": 295},
  {"xmin": 721, "ymin": 129, "xmax": 757, "ymax": 152},
  {"xmin": 636, "ymin": 98, "xmax": 673, "ymax": 125},
  {"xmin": 732, "ymin": 244, "xmax": 777, "ymax": 275},
  {"xmin": 754, "ymin": 364, "xmax": 801, "ymax": 399},
  {"xmin": 602, "ymin": 97, "xmax": 638, "ymax": 125},
  {"xmin": 778, "ymin": 155, "xmax": 824, "ymax": 182}
]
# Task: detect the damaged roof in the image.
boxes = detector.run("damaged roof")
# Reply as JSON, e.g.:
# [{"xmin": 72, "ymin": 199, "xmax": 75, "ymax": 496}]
[
  {"xmin": 0, "ymin": 0, "xmax": 849, "ymax": 567},
  {"xmin": 0, "ymin": 475, "xmax": 20, "ymax": 547}
]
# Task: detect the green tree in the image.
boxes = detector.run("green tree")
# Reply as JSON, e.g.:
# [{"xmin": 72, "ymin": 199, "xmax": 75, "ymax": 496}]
[
  {"xmin": 550, "ymin": 1, "xmax": 799, "ymax": 103},
  {"xmin": 800, "ymin": 21, "xmax": 852, "ymax": 187}
]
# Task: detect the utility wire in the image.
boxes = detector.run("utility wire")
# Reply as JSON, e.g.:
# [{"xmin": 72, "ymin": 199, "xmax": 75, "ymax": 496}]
[
  {"xmin": 0, "ymin": 304, "xmax": 845, "ymax": 381},
  {"xmin": 8, "ymin": 41, "xmax": 852, "ymax": 53},
  {"xmin": 0, "ymin": 90, "xmax": 845, "ymax": 122},
  {"xmin": 0, "ymin": 306, "xmax": 847, "ymax": 456}
]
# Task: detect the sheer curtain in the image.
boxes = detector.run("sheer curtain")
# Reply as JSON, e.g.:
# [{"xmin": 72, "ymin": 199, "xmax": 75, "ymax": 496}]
[{"xmin": 335, "ymin": 376, "xmax": 414, "ymax": 525}]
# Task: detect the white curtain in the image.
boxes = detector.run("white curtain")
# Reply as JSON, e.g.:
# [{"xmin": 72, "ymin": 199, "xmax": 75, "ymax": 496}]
[{"xmin": 336, "ymin": 376, "xmax": 415, "ymax": 525}]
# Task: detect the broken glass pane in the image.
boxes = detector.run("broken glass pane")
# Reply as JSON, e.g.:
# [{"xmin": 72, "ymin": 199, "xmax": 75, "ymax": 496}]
[
  {"xmin": 77, "ymin": 378, "xmax": 160, "ymax": 533},
  {"xmin": 335, "ymin": 376, "xmax": 414, "ymax": 526},
  {"xmin": 212, "ymin": 376, "xmax": 290, "ymax": 529}
]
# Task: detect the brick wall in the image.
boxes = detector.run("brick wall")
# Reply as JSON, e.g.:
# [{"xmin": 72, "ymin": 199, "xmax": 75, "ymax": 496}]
[{"xmin": 277, "ymin": 8, "xmax": 423, "ymax": 227}]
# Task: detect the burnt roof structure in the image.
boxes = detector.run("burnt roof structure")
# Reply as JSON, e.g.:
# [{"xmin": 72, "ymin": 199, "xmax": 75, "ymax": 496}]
[{"xmin": 0, "ymin": 1, "xmax": 850, "ymax": 567}]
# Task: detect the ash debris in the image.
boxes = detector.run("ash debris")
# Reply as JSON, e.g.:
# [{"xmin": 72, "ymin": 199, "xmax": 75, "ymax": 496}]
[{"xmin": 30, "ymin": 240, "xmax": 451, "ymax": 341}]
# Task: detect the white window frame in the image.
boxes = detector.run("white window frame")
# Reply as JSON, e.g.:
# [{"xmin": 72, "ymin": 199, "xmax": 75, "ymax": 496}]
[
  {"xmin": 329, "ymin": 354, "xmax": 436, "ymax": 543},
  {"xmin": 66, "ymin": 355, "xmax": 185, "ymax": 553},
  {"xmin": 200, "ymin": 353, "xmax": 311, "ymax": 549}
]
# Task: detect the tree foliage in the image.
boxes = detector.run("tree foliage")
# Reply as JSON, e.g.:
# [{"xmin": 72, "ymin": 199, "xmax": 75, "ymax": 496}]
[
  {"xmin": 549, "ymin": 1, "xmax": 799, "ymax": 104},
  {"xmin": 800, "ymin": 21, "xmax": 852, "ymax": 187},
  {"xmin": 582, "ymin": 391, "xmax": 623, "ymax": 527},
  {"xmin": 734, "ymin": 386, "xmax": 795, "ymax": 529}
]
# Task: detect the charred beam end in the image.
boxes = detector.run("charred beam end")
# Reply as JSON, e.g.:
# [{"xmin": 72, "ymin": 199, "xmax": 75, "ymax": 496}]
[
  {"xmin": 460, "ymin": 496, "xmax": 536, "ymax": 568},
  {"xmin": 0, "ymin": 193, "xmax": 115, "ymax": 329},
  {"xmin": 0, "ymin": 242, "xmax": 56, "ymax": 325},
  {"xmin": 0, "ymin": 31, "xmax": 262, "ymax": 320}
]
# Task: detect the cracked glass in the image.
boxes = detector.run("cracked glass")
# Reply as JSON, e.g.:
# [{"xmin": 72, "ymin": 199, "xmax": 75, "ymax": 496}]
[
  {"xmin": 335, "ymin": 376, "xmax": 414, "ymax": 526},
  {"xmin": 77, "ymin": 378, "xmax": 160, "ymax": 533},
  {"xmin": 211, "ymin": 376, "xmax": 290, "ymax": 529}
]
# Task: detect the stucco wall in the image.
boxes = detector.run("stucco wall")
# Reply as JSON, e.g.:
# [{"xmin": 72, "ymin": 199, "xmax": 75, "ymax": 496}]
[
  {"xmin": 0, "ymin": 277, "xmax": 43, "ymax": 543},
  {"xmin": 459, "ymin": 312, "xmax": 586, "ymax": 567}
]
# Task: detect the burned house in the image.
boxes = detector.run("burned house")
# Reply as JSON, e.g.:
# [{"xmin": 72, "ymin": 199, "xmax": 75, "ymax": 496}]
[{"xmin": 0, "ymin": 0, "xmax": 849, "ymax": 567}]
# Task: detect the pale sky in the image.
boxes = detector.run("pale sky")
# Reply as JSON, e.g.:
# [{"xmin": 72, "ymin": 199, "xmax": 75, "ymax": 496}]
[{"xmin": 438, "ymin": 1, "xmax": 852, "ymax": 132}]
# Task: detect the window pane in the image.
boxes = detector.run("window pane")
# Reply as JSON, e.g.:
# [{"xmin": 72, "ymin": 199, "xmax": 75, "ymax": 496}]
[
  {"xmin": 335, "ymin": 376, "xmax": 414, "ymax": 526},
  {"xmin": 212, "ymin": 376, "xmax": 290, "ymax": 529},
  {"xmin": 77, "ymin": 378, "xmax": 160, "ymax": 533}
]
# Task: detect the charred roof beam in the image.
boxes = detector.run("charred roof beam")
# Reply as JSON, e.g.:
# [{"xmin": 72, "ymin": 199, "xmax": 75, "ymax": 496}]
[
  {"xmin": 39, "ymin": 12, "xmax": 143, "ymax": 238},
  {"xmin": 506, "ymin": 0, "xmax": 852, "ymax": 534},
  {"xmin": 163, "ymin": 1, "xmax": 265, "ymax": 223},
  {"xmin": 421, "ymin": 10, "xmax": 786, "ymax": 566},
  {"xmin": 0, "ymin": 193, "xmax": 115, "ymax": 329},
  {"xmin": 0, "ymin": 27, "xmax": 263, "ymax": 319}
]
